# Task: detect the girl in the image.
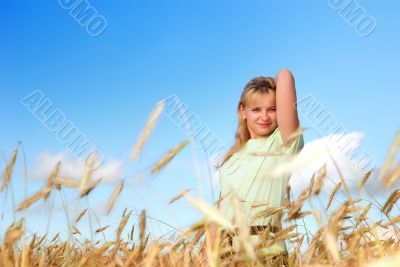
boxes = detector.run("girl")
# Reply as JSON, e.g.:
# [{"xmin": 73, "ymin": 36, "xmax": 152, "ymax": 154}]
[{"xmin": 205, "ymin": 68, "xmax": 304, "ymax": 265}]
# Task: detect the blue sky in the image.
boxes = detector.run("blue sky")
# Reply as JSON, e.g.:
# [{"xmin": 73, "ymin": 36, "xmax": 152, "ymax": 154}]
[{"xmin": 1, "ymin": 0, "xmax": 399, "ymax": 243}]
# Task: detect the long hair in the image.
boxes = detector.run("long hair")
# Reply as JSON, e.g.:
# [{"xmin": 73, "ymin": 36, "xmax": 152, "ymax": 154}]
[{"xmin": 216, "ymin": 76, "xmax": 276, "ymax": 170}]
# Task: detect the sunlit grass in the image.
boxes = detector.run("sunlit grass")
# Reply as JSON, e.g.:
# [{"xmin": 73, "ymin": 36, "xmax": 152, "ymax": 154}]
[{"xmin": 1, "ymin": 103, "xmax": 399, "ymax": 266}]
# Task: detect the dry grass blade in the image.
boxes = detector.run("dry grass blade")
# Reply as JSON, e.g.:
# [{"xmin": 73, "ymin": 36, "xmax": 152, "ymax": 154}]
[
  {"xmin": 29, "ymin": 234, "xmax": 37, "ymax": 250},
  {"xmin": 250, "ymin": 151, "xmax": 285, "ymax": 157},
  {"xmin": 323, "ymin": 228, "xmax": 340, "ymax": 264},
  {"xmin": 44, "ymin": 162, "xmax": 61, "ymax": 198},
  {"xmin": 282, "ymin": 127, "xmax": 306, "ymax": 148},
  {"xmin": 274, "ymin": 232, "xmax": 299, "ymax": 242},
  {"xmin": 95, "ymin": 242, "xmax": 113, "ymax": 256},
  {"xmin": 358, "ymin": 169, "xmax": 372, "ymax": 192},
  {"xmin": 56, "ymin": 177, "xmax": 79, "ymax": 188},
  {"xmin": 117, "ymin": 211, "xmax": 131, "ymax": 241},
  {"xmin": 326, "ymin": 182, "xmax": 342, "ymax": 210},
  {"xmin": 312, "ymin": 208, "xmax": 322, "ymax": 225},
  {"xmin": 185, "ymin": 194, "xmax": 233, "ymax": 229},
  {"xmin": 186, "ymin": 227, "xmax": 205, "ymax": 248},
  {"xmin": 181, "ymin": 218, "xmax": 207, "ymax": 236},
  {"xmin": 5, "ymin": 219, "xmax": 24, "ymax": 246},
  {"xmin": 151, "ymin": 140, "xmax": 190, "ymax": 174},
  {"xmin": 289, "ymin": 249, "xmax": 298, "ymax": 267},
  {"xmin": 386, "ymin": 162, "xmax": 400, "ymax": 189},
  {"xmin": 37, "ymin": 234, "xmax": 47, "ymax": 247},
  {"xmin": 295, "ymin": 211, "xmax": 312, "ymax": 219},
  {"xmin": 287, "ymin": 188, "xmax": 309, "ymax": 221},
  {"xmin": 106, "ymin": 180, "xmax": 124, "ymax": 214},
  {"xmin": 275, "ymin": 225, "xmax": 297, "ymax": 239},
  {"xmin": 143, "ymin": 241, "xmax": 159, "ymax": 267},
  {"xmin": 51, "ymin": 233, "xmax": 59, "ymax": 242},
  {"xmin": 169, "ymin": 189, "xmax": 191, "ymax": 205},
  {"xmin": 254, "ymin": 206, "xmax": 284, "ymax": 219},
  {"xmin": 16, "ymin": 187, "xmax": 51, "ymax": 211},
  {"xmin": 129, "ymin": 224, "xmax": 134, "ymax": 241},
  {"xmin": 387, "ymin": 214, "xmax": 400, "ymax": 225},
  {"xmin": 215, "ymin": 190, "xmax": 231, "ymax": 209},
  {"xmin": 232, "ymin": 192, "xmax": 256, "ymax": 260},
  {"xmin": 382, "ymin": 189, "xmax": 400, "ymax": 215},
  {"xmin": 363, "ymin": 252, "xmax": 400, "ymax": 267},
  {"xmin": 331, "ymin": 201, "xmax": 349, "ymax": 223},
  {"xmin": 380, "ymin": 129, "xmax": 400, "ymax": 187},
  {"xmin": 131, "ymin": 100, "xmax": 164, "ymax": 161},
  {"xmin": 139, "ymin": 210, "xmax": 146, "ymax": 246},
  {"xmin": 356, "ymin": 203, "xmax": 372, "ymax": 225},
  {"xmin": 77, "ymin": 256, "xmax": 89, "ymax": 267},
  {"xmin": 79, "ymin": 153, "xmax": 97, "ymax": 194},
  {"xmin": 308, "ymin": 173, "xmax": 315, "ymax": 196},
  {"xmin": 250, "ymin": 201, "xmax": 269, "ymax": 208},
  {"xmin": 21, "ymin": 240, "xmax": 29, "ymax": 267},
  {"xmin": 46, "ymin": 161, "xmax": 61, "ymax": 188},
  {"xmin": 1, "ymin": 145, "xmax": 18, "ymax": 192},
  {"xmin": 95, "ymin": 225, "xmax": 109, "ymax": 233},
  {"xmin": 305, "ymin": 228, "xmax": 323, "ymax": 264},
  {"xmin": 286, "ymin": 184, "xmax": 291, "ymax": 205},
  {"xmin": 122, "ymin": 207, "xmax": 128, "ymax": 217},
  {"xmin": 314, "ymin": 164, "xmax": 326, "ymax": 195},
  {"xmin": 80, "ymin": 178, "xmax": 102, "ymax": 197},
  {"xmin": 75, "ymin": 208, "xmax": 88, "ymax": 223},
  {"xmin": 72, "ymin": 225, "xmax": 81, "ymax": 235}
]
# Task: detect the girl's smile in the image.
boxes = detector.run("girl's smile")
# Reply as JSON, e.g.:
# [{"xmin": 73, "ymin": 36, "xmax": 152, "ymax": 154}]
[{"xmin": 240, "ymin": 91, "xmax": 278, "ymax": 139}]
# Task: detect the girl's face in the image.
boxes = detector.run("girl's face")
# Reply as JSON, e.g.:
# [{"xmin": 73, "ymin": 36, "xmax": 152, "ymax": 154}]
[{"xmin": 240, "ymin": 91, "xmax": 278, "ymax": 139}]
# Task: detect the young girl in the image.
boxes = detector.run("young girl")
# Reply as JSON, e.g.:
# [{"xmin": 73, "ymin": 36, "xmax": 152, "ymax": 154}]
[{"xmin": 207, "ymin": 68, "xmax": 304, "ymax": 264}]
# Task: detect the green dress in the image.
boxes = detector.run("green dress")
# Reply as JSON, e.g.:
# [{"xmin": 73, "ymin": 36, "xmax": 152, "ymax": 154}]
[{"xmin": 219, "ymin": 126, "xmax": 304, "ymax": 254}]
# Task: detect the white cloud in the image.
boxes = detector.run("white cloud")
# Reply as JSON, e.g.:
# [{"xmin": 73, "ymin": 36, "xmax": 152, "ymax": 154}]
[
  {"xmin": 33, "ymin": 151, "xmax": 123, "ymax": 184},
  {"xmin": 274, "ymin": 132, "xmax": 377, "ymax": 197}
]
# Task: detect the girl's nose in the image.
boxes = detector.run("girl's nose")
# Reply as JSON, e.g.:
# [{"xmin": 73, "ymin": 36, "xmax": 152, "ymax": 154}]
[{"xmin": 261, "ymin": 110, "xmax": 270, "ymax": 121}]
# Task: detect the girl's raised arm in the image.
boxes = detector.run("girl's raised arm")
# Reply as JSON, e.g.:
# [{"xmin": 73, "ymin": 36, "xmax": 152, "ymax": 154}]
[{"xmin": 275, "ymin": 68, "xmax": 300, "ymax": 144}]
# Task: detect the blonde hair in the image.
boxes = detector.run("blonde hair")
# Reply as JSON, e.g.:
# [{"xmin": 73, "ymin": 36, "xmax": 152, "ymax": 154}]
[{"xmin": 216, "ymin": 76, "xmax": 276, "ymax": 170}]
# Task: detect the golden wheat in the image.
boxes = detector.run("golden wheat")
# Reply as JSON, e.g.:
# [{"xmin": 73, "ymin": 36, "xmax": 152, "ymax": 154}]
[
  {"xmin": 16, "ymin": 188, "xmax": 51, "ymax": 211},
  {"xmin": 131, "ymin": 101, "xmax": 165, "ymax": 161},
  {"xmin": 106, "ymin": 179, "xmax": 124, "ymax": 214},
  {"xmin": 1, "ymin": 145, "xmax": 18, "ymax": 192},
  {"xmin": 151, "ymin": 140, "xmax": 190, "ymax": 174}
]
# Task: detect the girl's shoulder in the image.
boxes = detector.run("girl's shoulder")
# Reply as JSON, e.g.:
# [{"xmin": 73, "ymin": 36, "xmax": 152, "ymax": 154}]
[
  {"xmin": 273, "ymin": 126, "xmax": 304, "ymax": 155},
  {"xmin": 245, "ymin": 126, "xmax": 304, "ymax": 155}
]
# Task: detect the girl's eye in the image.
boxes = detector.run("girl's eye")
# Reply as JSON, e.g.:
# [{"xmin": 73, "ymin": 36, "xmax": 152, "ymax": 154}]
[{"xmin": 251, "ymin": 108, "xmax": 275, "ymax": 112}]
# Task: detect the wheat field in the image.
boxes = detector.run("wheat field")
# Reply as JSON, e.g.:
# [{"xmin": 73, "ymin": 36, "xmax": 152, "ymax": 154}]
[{"xmin": 1, "ymin": 102, "xmax": 399, "ymax": 267}]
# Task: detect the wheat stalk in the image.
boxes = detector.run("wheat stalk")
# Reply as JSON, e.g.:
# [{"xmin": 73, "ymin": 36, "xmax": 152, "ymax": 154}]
[
  {"xmin": 382, "ymin": 189, "xmax": 400, "ymax": 215},
  {"xmin": 1, "ymin": 145, "xmax": 18, "ymax": 192},
  {"xmin": 169, "ymin": 189, "xmax": 191, "ymax": 205},
  {"xmin": 16, "ymin": 187, "xmax": 51, "ymax": 211},
  {"xmin": 106, "ymin": 180, "xmax": 124, "ymax": 214},
  {"xmin": 326, "ymin": 182, "xmax": 342, "ymax": 210},
  {"xmin": 380, "ymin": 130, "xmax": 400, "ymax": 187},
  {"xmin": 95, "ymin": 226, "xmax": 109, "ymax": 233},
  {"xmin": 75, "ymin": 208, "xmax": 88, "ymax": 223},
  {"xmin": 131, "ymin": 101, "xmax": 165, "ymax": 161},
  {"xmin": 358, "ymin": 169, "xmax": 373, "ymax": 192},
  {"xmin": 314, "ymin": 164, "xmax": 326, "ymax": 195},
  {"xmin": 79, "ymin": 153, "xmax": 97, "ymax": 195},
  {"xmin": 56, "ymin": 177, "xmax": 79, "ymax": 188},
  {"xmin": 151, "ymin": 140, "xmax": 190, "ymax": 174},
  {"xmin": 117, "ymin": 211, "xmax": 131, "ymax": 241}
]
